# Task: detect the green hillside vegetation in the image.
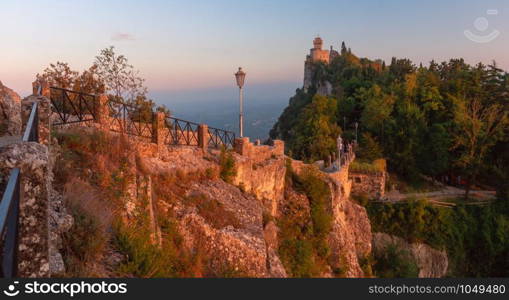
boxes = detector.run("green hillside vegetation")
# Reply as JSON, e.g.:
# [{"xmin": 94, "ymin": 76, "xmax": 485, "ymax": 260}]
[
  {"xmin": 271, "ymin": 42, "xmax": 508, "ymax": 199},
  {"xmin": 366, "ymin": 199, "xmax": 509, "ymax": 277},
  {"xmin": 271, "ymin": 42, "xmax": 509, "ymax": 277}
]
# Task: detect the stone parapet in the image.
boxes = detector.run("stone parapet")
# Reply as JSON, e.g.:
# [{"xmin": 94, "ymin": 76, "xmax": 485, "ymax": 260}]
[
  {"xmin": 234, "ymin": 137, "xmax": 284, "ymax": 161},
  {"xmin": 32, "ymin": 79, "xmax": 50, "ymax": 98},
  {"xmin": 0, "ymin": 142, "xmax": 50, "ymax": 277},
  {"xmin": 349, "ymin": 171, "xmax": 386, "ymax": 199},
  {"xmin": 95, "ymin": 94, "xmax": 109, "ymax": 130},
  {"xmin": 198, "ymin": 124, "xmax": 209, "ymax": 151},
  {"xmin": 152, "ymin": 112, "xmax": 166, "ymax": 150}
]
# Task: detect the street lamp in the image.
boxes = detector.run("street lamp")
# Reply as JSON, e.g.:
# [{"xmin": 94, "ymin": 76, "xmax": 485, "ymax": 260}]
[{"xmin": 235, "ymin": 67, "xmax": 246, "ymax": 137}]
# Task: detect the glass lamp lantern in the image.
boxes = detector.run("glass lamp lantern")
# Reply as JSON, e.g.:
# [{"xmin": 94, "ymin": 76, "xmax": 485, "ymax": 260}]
[{"xmin": 235, "ymin": 67, "xmax": 246, "ymax": 88}]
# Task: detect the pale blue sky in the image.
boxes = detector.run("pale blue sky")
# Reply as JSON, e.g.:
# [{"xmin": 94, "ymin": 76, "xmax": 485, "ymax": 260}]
[{"xmin": 1, "ymin": 0, "xmax": 508, "ymax": 97}]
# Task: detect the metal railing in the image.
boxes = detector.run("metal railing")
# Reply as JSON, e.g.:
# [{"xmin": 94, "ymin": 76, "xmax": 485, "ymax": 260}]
[
  {"xmin": 0, "ymin": 102, "xmax": 39, "ymax": 278},
  {"xmin": 49, "ymin": 87, "xmax": 237, "ymax": 149},
  {"xmin": 23, "ymin": 102, "xmax": 39, "ymax": 142},
  {"xmin": 0, "ymin": 168, "xmax": 20, "ymax": 278},
  {"xmin": 164, "ymin": 116, "xmax": 200, "ymax": 146},
  {"xmin": 208, "ymin": 126, "xmax": 235, "ymax": 148},
  {"xmin": 50, "ymin": 87, "xmax": 97, "ymax": 126},
  {"xmin": 107, "ymin": 99, "xmax": 154, "ymax": 140}
]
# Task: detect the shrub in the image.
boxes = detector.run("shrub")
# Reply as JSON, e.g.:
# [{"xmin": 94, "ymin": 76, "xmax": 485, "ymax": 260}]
[
  {"xmin": 219, "ymin": 147, "xmax": 236, "ymax": 183},
  {"xmin": 373, "ymin": 243, "xmax": 419, "ymax": 278},
  {"xmin": 360, "ymin": 254, "xmax": 374, "ymax": 277},
  {"xmin": 350, "ymin": 159, "xmax": 386, "ymax": 173},
  {"xmin": 278, "ymin": 165, "xmax": 334, "ymax": 277},
  {"xmin": 295, "ymin": 167, "xmax": 333, "ymax": 250},
  {"xmin": 204, "ymin": 167, "xmax": 217, "ymax": 180},
  {"xmin": 113, "ymin": 220, "xmax": 178, "ymax": 278},
  {"xmin": 367, "ymin": 199, "xmax": 509, "ymax": 277},
  {"xmin": 353, "ymin": 192, "xmax": 370, "ymax": 206},
  {"xmin": 278, "ymin": 238, "xmax": 317, "ymax": 278},
  {"xmin": 61, "ymin": 179, "xmax": 111, "ymax": 277}
]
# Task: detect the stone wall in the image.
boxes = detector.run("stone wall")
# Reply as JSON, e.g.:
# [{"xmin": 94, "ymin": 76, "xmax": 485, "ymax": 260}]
[
  {"xmin": 0, "ymin": 142, "xmax": 50, "ymax": 277},
  {"xmin": 0, "ymin": 82, "xmax": 52, "ymax": 277},
  {"xmin": 233, "ymin": 137, "xmax": 285, "ymax": 217},
  {"xmin": 349, "ymin": 171, "xmax": 386, "ymax": 199}
]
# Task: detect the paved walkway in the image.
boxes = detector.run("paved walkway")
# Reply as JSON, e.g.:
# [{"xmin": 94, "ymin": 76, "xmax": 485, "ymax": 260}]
[{"xmin": 0, "ymin": 135, "xmax": 21, "ymax": 148}]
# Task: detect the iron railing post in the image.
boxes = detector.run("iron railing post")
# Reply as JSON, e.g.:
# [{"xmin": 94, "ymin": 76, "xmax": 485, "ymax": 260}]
[{"xmin": 0, "ymin": 168, "xmax": 21, "ymax": 278}]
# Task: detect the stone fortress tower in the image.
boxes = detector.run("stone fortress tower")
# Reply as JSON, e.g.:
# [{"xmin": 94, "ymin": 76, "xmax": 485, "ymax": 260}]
[
  {"xmin": 309, "ymin": 36, "xmax": 330, "ymax": 64},
  {"xmin": 303, "ymin": 36, "xmax": 339, "ymax": 94}
]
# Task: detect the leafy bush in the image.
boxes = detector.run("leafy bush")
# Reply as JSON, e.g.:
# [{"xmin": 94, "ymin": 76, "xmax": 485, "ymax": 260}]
[
  {"xmin": 367, "ymin": 199, "xmax": 509, "ymax": 277},
  {"xmin": 352, "ymin": 192, "xmax": 370, "ymax": 207},
  {"xmin": 113, "ymin": 220, "xmax": 179, "ymax": 278},
  {"xmin": 204, "ymin": 167, "xmax": 217, "ymax": 180},
  {"xmin": 219, "ymin": 147, "xmax": 236, "ymax": 183},
  {"xmin": 374, "ymin": 244, "xmax": 419, "ymax": 278},
  {"xmin": 357, "ymin": 132, "xmax": 383, "ymax": 162},
  {"xmin": 61, "ymin": 179, "xmax": 111, "ymax": 277},
  {"xmin": 350, "ymin": 159, "xmax": 386, "ymax": 173},
  {"xmin": 278, "ymin": 165, "xmax": 334, "ymax": 277}
]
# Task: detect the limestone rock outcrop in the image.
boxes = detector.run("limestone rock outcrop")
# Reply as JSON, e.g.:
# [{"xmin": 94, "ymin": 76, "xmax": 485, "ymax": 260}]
[
  {"xmin": 233, "ymin": 153, "xmax": 286, "ymax": 217},
  {"xmin": 372, "ymin": 232, "xmax": 449, "ymax": 278},
  {"xmin": 47, "ymin": 125, "xmax": 374, "ymax": 278},
  {"xmin": 0, "ymin": 81, "xmax": 22, "ymax": 136},
  {"xmin": 177, "ymin": 181, "xmax": 268, "ymax": 276}
]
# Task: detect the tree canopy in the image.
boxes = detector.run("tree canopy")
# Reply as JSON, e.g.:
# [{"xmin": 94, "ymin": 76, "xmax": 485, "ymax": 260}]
[{"xmin": 271, "ymin": 43, "xmax": 509, "ymax": 199}]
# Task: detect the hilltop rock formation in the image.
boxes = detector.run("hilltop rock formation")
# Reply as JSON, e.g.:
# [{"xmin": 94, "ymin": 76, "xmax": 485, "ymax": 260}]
[
  {"xmin": 47, "ymin": 126, "xmax": 373, "ymax": 277},
  {"xmin": 0, "ymin": 80, "xmax": 374, "ymax": 278},
  {"xmin": 0, "ymin": 81, "xmax": 22, "ymax": 136},
  {"xmin": 372, "ymin": 232, "xmax": 448, "ymax": 278},
  {"xmin": 139, "ymin": 145, "xmax": 289, "ymax": 277}
]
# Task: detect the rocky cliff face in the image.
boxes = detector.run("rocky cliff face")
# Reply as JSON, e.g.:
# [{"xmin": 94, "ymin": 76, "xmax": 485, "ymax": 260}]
[
  {"xmin": 115, "ymin": 138, "xmax": 372, "ymax": 277},
  {"xmin": 291, "ymin": 159, "xmax": 372, "ymax": 277},
  {"xmin": 46, "ymin": 126, "xmax": 374, "ymax": 278},
  {"xmin": 0, "ymin": 81, "xmax": 22, "ymax": 136},
  {"xmin": 372, "ymin": 232, "xmax": 448, "ymax": 278},
  {"xmin": 109, "ymin": 145, "xmax": 287, "ymax": 277}
]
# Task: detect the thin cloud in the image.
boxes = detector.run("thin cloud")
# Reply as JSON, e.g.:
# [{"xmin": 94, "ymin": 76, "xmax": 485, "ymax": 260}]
[{"xmin": 111, "ymin": 32, "xmax": 136, "ymax": 41}]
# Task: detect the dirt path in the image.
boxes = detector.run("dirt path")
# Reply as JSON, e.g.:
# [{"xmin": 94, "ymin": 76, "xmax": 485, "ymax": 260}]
[{"xmin": 384, "ymin": 185, "xmax": 496, "ymax": 204}]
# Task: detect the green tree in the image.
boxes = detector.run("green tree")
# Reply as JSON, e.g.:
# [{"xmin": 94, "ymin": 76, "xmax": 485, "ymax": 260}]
[
  {"xmin": 358, "ymin": 84, "xmax": 395, "ymax": 139},
  {"xmin": 94, "ymin": 46, "xmax": 148, "ymax": 103},
  {"xmin": 292, "ymin": 95, "xmax": 340, "ymax": 162},
  {"xmin": 451, "ymin": 96, "xmax": 508, "ymax": 198},
  {"xmin": 357, "ymin": 132, "xmax": 383, "ymax": 162}
]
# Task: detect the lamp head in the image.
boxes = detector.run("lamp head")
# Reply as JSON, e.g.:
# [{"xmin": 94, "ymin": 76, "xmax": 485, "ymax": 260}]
[{"xmin": 235, "ymin": 67, "xmax": 246, "ymax": 88}]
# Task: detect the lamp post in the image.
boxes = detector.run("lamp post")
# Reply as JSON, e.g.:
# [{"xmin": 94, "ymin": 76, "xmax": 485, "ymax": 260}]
[{"xmin": 235, "ymin": 67, "xmax": 246, "ymax": 138}]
